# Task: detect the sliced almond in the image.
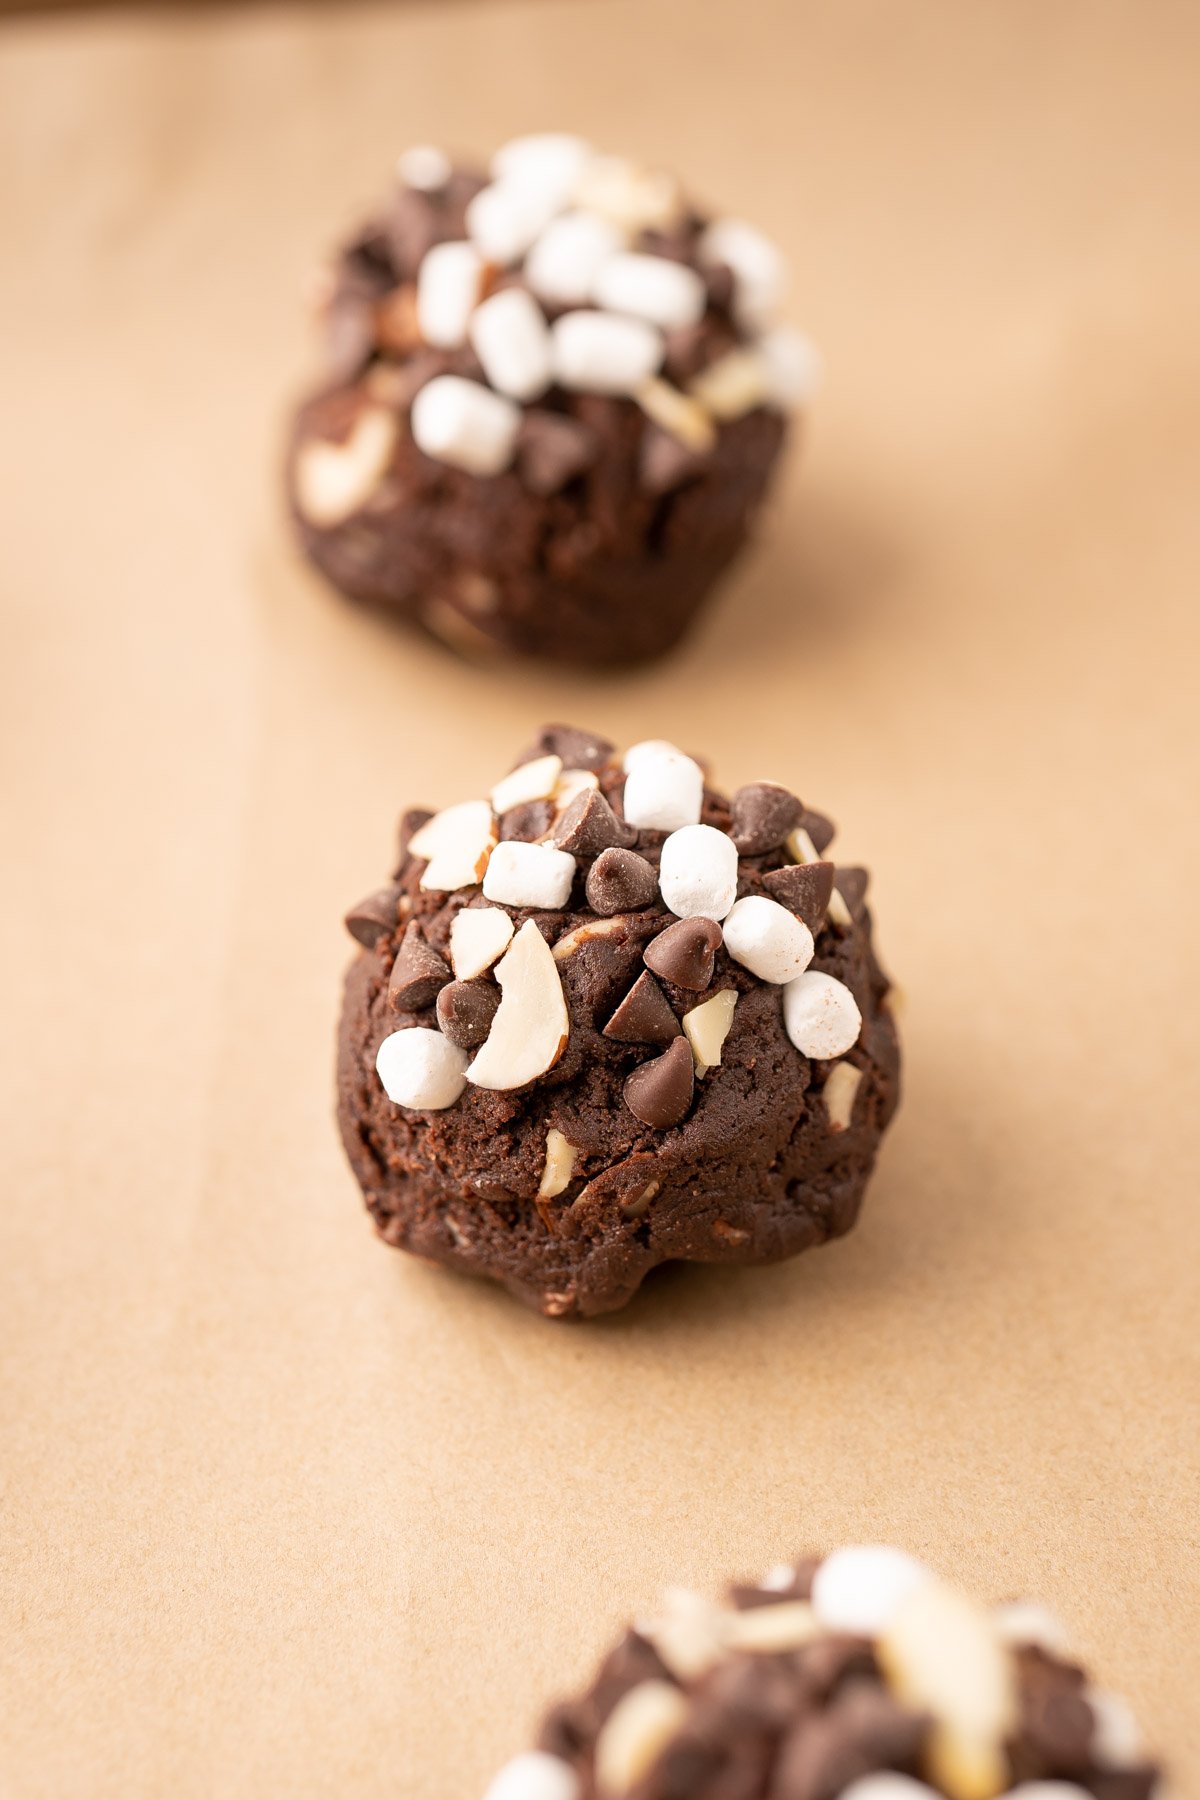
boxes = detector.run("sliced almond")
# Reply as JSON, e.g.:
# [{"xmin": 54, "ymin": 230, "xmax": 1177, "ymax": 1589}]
[
  {"xmin": 725, "ymin": 1600, "xmax": 820, "ymax": 1653},
  {"xmin": 879, "ymin": 1582, "xmax": 1016, "ymax": 1800},
  {"xmin": 490, "ymin": 753, "xmax": 563, "ymax": 816},
  {"xmin": 620, "ymin": 1178, "xmax": 660, "ymax": 1219},
  {"xmin": 639, "ymin": 1588, "xmax": 728, "ymax": 1682},
  {"xmin": 573, "ymin": 156, "xmax": 682, "ymax": 232},
  {"xmin": 826, "ymin": 886, "xmax": 854, "ymax": 930},
  {"xmin": 449, "ymin": 905, "xmax": 514, "ymax": 980},
  {"xmin": 784, "ymin": 825, "xmax": 822, "ymax": 866},
  {"xmin": 822, "ymin": 1060, "xmax": 863, "ymax": 1132},
  {"xmin": 682, "ymin": 989, "xmax": 737, "ymax": 1076},
  {"xmin": 552, "ymin": 914, "xmax": 629, "ymax": 962},
  {"xmin": 294, "ymin": 407, "xmax": 398, "ymax": 527},
  {"xmin": 688, "ymin": 348, "xmax": 770, "ymax": 420},
  {"xmin": 466, "ymin": 919, "xmax": 569, "ymax": 1090},
  {"xmin": 636, "ymin": 377, "xmax": 716, "ymax": 452},
  {"xmin": 410, "ymin": 800, "xmax": 496, "ymax": 892},
  {"xmin": 594, "ymin": 1680, "xmax": 689, "ymax": 1795},
  {"xmin": 536, "ymin": 1128, "xmax": 578, "ymax": 1200}
]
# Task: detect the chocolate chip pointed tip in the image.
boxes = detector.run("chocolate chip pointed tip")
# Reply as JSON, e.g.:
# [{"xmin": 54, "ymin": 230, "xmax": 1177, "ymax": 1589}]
[
  {"xmin": 586, "ymin": 847, "xmax": 658, "ymax": 916},
  {"xmin": 761, "ymin": 860, "xmax": 835, "ymax": 932},
  {"xmin": 344, "ymin": 886, "xmax": 399, "ymax": 948},
  {"xmin": 603, "ymin": 972, "xmax": 681, "ymax": 1046},
  {"xmin": 731, "ymin": 781, "xmax": 804, "ymax": 855},
  {"xmin": 644, "ymin": 916, "xmax": 723, "ymax": 991},
  {"xmin": 623, "ymin": 1036, "xmax": 695, "ymax": 1129},
  {"xmin": 552, "ymin": 787, "xmax": 636, "ymax": 856},
  {"xmin": 387, "ymin": 919, "xmax": 452, "ymax": 1011}
]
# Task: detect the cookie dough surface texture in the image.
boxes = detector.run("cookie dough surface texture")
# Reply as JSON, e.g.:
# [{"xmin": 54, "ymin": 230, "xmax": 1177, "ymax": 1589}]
[
  {"xmin": 483, "ymin": 1548, "xmax": 1165, "ymax": 1800},
  {"xmin": 337, "ymin": 726, "xmax": 900, "ymax": 1319},
  {"xmin": 289, "ymin": 134, "xmax": 818, "ymax": 664}
]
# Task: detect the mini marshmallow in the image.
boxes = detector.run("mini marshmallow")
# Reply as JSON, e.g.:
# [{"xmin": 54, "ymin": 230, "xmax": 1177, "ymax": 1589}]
[
  {"xmin": 722, "ymin": 895, "xmax": 815, "ymax": 984},
  {"xmin": 658, "ymin": 824, "xmax": 738, "ymax": 921},
  {"xmin": 524, "ymin": 210, "xmax": 624, "ymax": 306},
  {"xmin": 1088, "ymin": 1690, "xmax": 1143, "ymax": 1765},
  {"xmin": 759, "ymin": 326, "xmax": 822, "ymax": 408},
  {"xmin": 551, "ymin": 309, "xmax": 664, "ymax": 396},
  {"xmin": 1002, "ymin": 1789, "xmax": 1094, "ymax": 1799},
  {"xmin": 466, "ymin": 180, "xmax": 559, "ymax": 266},
  {"xmin": 622, "ymin": 748, "xmax": 704, "ymax": 832},
  {"xmin": 783, "ymin": 970, "xmax": 863, "ymax": 1060},
  {"xmin": 469, "ymin": 288, "xmax": 553, "ymax": 402},
  {"xmin": 410, "ymin": 376, "xmax": 521, "ymax": 477},
  {"xmin": 416, "ymin": 240, "xmax": 484, "ymax": 349},
  {"xmin": 376, "ymin": 1027, "xmax": 468, "ymax": 1110},
  {"xmin": 396, "ymin": 143, "xmax": 452, "ymax": 192},
  {"xmin": 839, "ymin": 1780, "xmax": 941, "ymax": 1800},
  {"xmin": 593, "ymin": 252, "xmax": 707, "ymax": 330},
  {"xmin": 992, "ymin": 1602, "xmax": 1071, "ymax": 1657},
  {"xmin": 483, "ymin": 840, "xmax": 576, "ymax": 910},
  {"xmin": 491, "ymin": 132, "xmax": 593, "ymax": 207},
  {"xmin": 623, "ymin": 738, "xmax": 685, "ymax": 773},
  {"xmin": 699, "ymin": 216, "xmax": 788, "ymax": 329},
  {"xmin": 811, "ymin": 1545, "xmax": 933, "ymax": 1636},
  {"xmin": 482, "ymin": 1749, "xmax": 581, "ymax": 1800}
]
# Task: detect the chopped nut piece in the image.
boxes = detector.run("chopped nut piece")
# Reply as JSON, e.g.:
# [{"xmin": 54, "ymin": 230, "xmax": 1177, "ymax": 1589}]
[
  {"xmin": 635, "ymin": 377, "xmax": 716, "ymax": 452},
  {"xmin": 537, "ymin": 1128, "xmax": 578, "ymax": 1200},
  {"xmin": 552, "ymin": 914, "xmax": 629, "ymax": 961},
  {"xmin": 822, "ymin": 1060, "xmax": 863, "ymax": 1132},
  {"xmin": 294, "ymin": 407, "xmax": 398, "ymax": 528},
  {"xmin": 688, "ymin": 347, "xmax": 771, "ymax": 420},
  {"xmin": 490, "ymin": 754, "xmax": 563, "ymax": 817},
  {"xmin": 879, "ymin": 1583, "xmax": 1016, "ymax": 1800},
  {"xmin": 449, "ymin": 905, "xmax": 514, "ymax": 980},
  {"xmin": 409, "ymin": 800, "xmax": 496, "ymax": 891},
  {"xmin": 466, "ymin": 920, "xmax": 570, "ymax": 1092},
  {"xmin": 593, "ymin": 1680, "xmax": 689, "ymax": 1795},
  {"xmin": 683, "ymin": 989, "xmax": 737, "ymax": 1075},
  {"xmin": 724, "ymin": 1600, "xmax": 820, "ymax": 1653}
]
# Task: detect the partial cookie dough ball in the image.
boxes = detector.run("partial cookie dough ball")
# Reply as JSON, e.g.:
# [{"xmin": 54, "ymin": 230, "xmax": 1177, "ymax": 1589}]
[
  {"xmin": 288, "ymin": 135, "xmax": 819, "ymax": 665},
  {"xmin": 484, "ymin": 1549, "xmax": 1164, "ymax": 1799},
  {"xmin": 337, "ymin": 726, "xmax": 899, "ymax": 1317}
]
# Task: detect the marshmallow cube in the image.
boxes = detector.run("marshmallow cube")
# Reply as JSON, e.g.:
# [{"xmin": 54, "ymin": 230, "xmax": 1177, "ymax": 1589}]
[
  {"xmin": 491, "ymin": 133, "xmax": 594, "ymax": 207},
  {"xmin": 593, "ymin": 252, "xmax": 707, "ymax": 330},
  {"xmin": 699, "ymin": 216, "xmax": 788, "ymax": 329},
  {"xmin": 483, "ymin": 840, "xmax": 577, "ymax": 910},
  {"xmin": 551, "ymin": 310, "xmax": 664, "ymax": 396},
  {"xmin": 722, "ymin": 894, "xmax": 815, "ymax": 984},
  {"xmin": 416, "ymin": 240, "xmax": 484, "ymax": 349},
  {"xmin": 469, "ymin": 288, "xmax": 553, "ymax": 402},
  {"xmin": 482, "ymin": 1750, "xmax": 581, "ymax": 1800},
  {"xmin": 467, "ymin": 180, "xmax": 559, "ymax": 266},
  {"xmin": 622, "ymin": 749, "xmax": 704, "ymax": 832},
  {"xmin": 811, "ymin": 1546, "xmax": 933, "ymax": 1637},
  {"xmin": 410, "ymin": 376, "xmax": 521, "ymax": 477},
  {"xmin": 376, "ymin": 1027, "xmax": 469, "ymax": 1110},
  {"xmin": 524, "ymin": 210, "xmax": 624, "ymax": 305},
  {"xmin": 782, "ymin": 970, "xmax": 863, "ymax": 1060},
  {"xmin": 396, "ymin": 143, "xmax": 452, "ymax": 193},
  {"xmin": 759, "ymin": 326, "xmax": 822, "ymax": 408},
  {"xmin": 658, "ymin": 824, "xmax": 739, "ymax": 921}
]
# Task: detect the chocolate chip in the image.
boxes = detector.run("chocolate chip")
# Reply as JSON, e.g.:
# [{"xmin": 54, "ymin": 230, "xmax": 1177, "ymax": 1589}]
[
  {"xmin": 515, "ymin": 723, "xmax": 615, "ymax": 773},
  {"xmin": 773, "ymin": 1680, "xmax": 925, "ymax": 1800},
  {"xmin": 762, "ymin": 861, "xmax": 835, "ymax": 931},
  {"xmin": 344, "ymin": 885, "xmax": 399, "ymax": 948},
  {"xmin": 399, "ymin": 808, "xmax": 433, "ymax": 854},
  {"xmin": 639, "ymin": 423, "xmax": 706, "ymax": 495},
  {"xmin": 623, "ymin": 1036, "xmax": 694, "ymax": 1129},
  {"xmin": 730, "ymin": 781, "xmax": 804, "ymax": 855},
  {"xmin": 644, "ymin": 917, "xmax": 722, "ymax": 991},
  {"xmin": 436, "ymin": 979, "xmax": 500, "ymax": 1049},
  {"xmin": 604, "ymin": 972, "xmax": 681, "ymax": 1046},
  {"xmin": 552, "ymin": 788, "xmax": 636, "ymax": 856},
  {"xmin": 834, "ymin": 867, "xmax": 869, "ymax": 918},
  {"xmin": 387, "ymin": 920, "xmax": 451, "ymax": 1010},
  {"xmin": 799, "ymin": 807, "xmax": 835, "ymax": 854},
  {"xmin": 499, "ymin": 799, "xmax": 554, "ymax": 842},
  {"xmin": 586, "ymin": 848, "xmax": 658, "ymax": 916},
  {"xmin": 517, "ymin": 411, "xmax": 600, "ymax": 495},
  {"xmin": 324, "ymin": 291, "xmax": 377, "ymax": 384}
]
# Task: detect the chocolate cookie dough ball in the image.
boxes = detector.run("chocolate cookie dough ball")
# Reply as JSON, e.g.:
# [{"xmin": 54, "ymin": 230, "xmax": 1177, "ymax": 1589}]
[
  {"xmin": 288, "ymin": 135, "xmax": 817, "ymax": 664},
  {"xmin": 484, "ymin": 1547, "xmax": 1165, "ymax": 1800},
  {"xmin": 337, "ymin": 725, "xmax": 899, "ymax": 1318}
]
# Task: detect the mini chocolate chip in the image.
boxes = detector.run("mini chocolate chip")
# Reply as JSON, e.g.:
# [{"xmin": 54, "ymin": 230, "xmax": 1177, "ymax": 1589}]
[
  {"xmin": 762, "ymin": 861, "xmax": 835, "ymax": 931},
  {"xmin": 623, "ymin": 1036, "xmax": 694, "ymax": 1129},
  {"xmin": 798, "ymin": 807, "xmax": 835, "ymax": 853},
  {"xmin": 517, "ymin": 411, "xmax": 600, "ymax": 495},
  {"xmin": 514, "ymin": 723, "xmax": 615, "ymax": 774},
  {"xmin": 499, "ymin": 799, "xmax": 554, "ymax": 842},
  {"xmin": 436, "ymin": 979, "xmax": 500, "ymax": 1049},
  {"xmin": 834, "ymin": 867, "xmax": 869, "ymax": 918},
  {"xmin": 387, "ymin": 920, "xmax": 451, "ymax": 1010},
  {"xmin": 639, "ymin": 423, "xmax": 706, "ymax": 495},
  {"xmin": 552, "ymin": 788, "xmax": 636, "ymax": 856},
  {"xmin": 344, "ymin": 885, "xmax": 399, "ymax": 948},
  {"xmin": 586, "ymin": 848, "xmax": 658, "ymax": 916},
  {"xmin": 730, "ymin": 781, "xmax": 804, "ymax": 855},
  {"xmin": 603, "ymin": 972, "xmax": 681, "ymax": 1046},
  {"xmin": 644, "ymin": 916, "xmax": 723, "ymax": 991}
]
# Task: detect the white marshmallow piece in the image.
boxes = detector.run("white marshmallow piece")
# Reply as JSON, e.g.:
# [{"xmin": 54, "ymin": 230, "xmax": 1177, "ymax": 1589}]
[
  {"xmin": 699, "ymin": 216, "xmax": 788, "ymax": 329},
  {"xmin": 622, "ymin": 748, "xmax": 704, "ymax": 832},
  {"xmin": 1003, "ymin": 1789, "xmax": 1094, "ymax": 1799},
  {"xmin": 449, "ymin": 906, "xmax": 514, "ymax": 981},
  {"xmin": 839, "ymin": 1780, "xmax": 942, "ymax": 1800},
  {"xmin": 722, "ymin": 895, "xmax": 814, "ymax": 984},
  {"xmin": 593, "ymin": 252, "xmax": 707, "ymax": 330},
  {"xmin": 376, "ymin": 1027, "xmax": 468, "ymax": 1110},
  {"xmin": 416, "ymin": 240, "xmax": 484, "ymax": 349},
  {"xmin": 467, "ymin": 180, "xmax": 559, "ymax": 267},
  {"xmin": 811, "ymin": 1545, "xmax": 934, "ymax": 1637},
  {"xmin": 490, "ymin": 754, "xmax": 563, "ymax": 817},
  {"xmin": 397, "ymin": 143, "xmax": 452, "ymax": 192},
  {"xmin": 482, "ymin": 1749, "xmax": 580, "ymax": 1800},
  {"xmin": 491, "ymin": 133, "xmax": 593, "ymax": 208},
  {"xmin": 992, "ymin": 1601, "xmax": 1071, "ymax": 1658},
  {"xmin": 483, "ymin": 840, "xmax": 576, "ymax": 910},
  {"xmin": 573, "ymin": 156, "xmax": 682, "ymax": 233},
  {"xmin": 1088, "ymin": 1689, "xmax": 1143, "ymax": 1766},
  {"xmin": 469, "ymin": 288, "xmax": 552, "ymax": 402},
  {"xmin": 525, "ymin": 210, "xmax": 624, "ymax": 306},
  {"xmin": 783, "ymin": 970, "xmax": 863, "ymax": 1061},
  {"xmin": 551, "ymin": 309, "xmax": 664, "ymax": 396},
  {"xmin": 410, "ymin": 376, "xmax": 520, "ymax": 477},
  {"xmin": 623, "ymin": 738, "xmax": 686, "ymax": 773},
  {"xmin": 658, "ymin": 823, "xmax": 738, "ymax": 921},
  {"xmin": 759, "ymin": 326, "xmax": 822, "ymax": 409}
]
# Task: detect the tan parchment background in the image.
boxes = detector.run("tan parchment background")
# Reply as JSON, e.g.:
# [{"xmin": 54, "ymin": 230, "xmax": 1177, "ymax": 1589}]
[{"xmin": 2, "ymin": 3, "xmax": 1199, "ymax": 1795}]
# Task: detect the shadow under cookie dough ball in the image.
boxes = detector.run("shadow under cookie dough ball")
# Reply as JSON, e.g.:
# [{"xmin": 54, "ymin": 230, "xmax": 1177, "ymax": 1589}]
[
  {"xmin": 485, "ymin": 1547, "xmax": 1165, "ymax": 1799},
  {"xmin": 287, "ymin": 135, "xmax": 818, "ymax": 665},
  {"xmin": 337, "ymin": 725, "xmax": 899, "ymax": 1318}
]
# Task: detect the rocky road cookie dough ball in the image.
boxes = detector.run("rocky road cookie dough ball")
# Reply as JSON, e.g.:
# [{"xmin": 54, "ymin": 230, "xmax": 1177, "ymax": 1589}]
[
  {"xmin": 337, "ymin": 725, "xmax": 898, "ymax": 1318},
  {"xmin": 288, "ymin": 135, "xmax": 817, "ymax": 665},
  {"xmin": 484, "ymin": 1548, "xmax": 1165, "ymax": 1799}
]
